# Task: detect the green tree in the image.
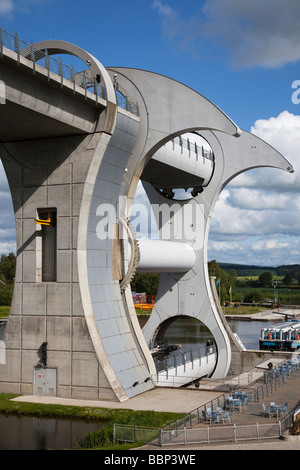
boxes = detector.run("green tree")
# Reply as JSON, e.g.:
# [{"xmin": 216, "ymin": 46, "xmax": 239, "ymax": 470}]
[
  {"xmin": 0, "ymin": 253, "xmax": 16, "ymax": 284},
  {"xmin": 0, "ymin": 284, "xmax": 13, "ymax": 306},
  {"xmin": 131, "ymin": 273, "xmax": 159, "ymax": 295},
  {"xmin": 259, "ymin": 271, "xmax": 273, "ymax": 287},
  {"xmin": 208, "ymin": 260, "xmax": 237, "ymax": 303},
  {"xmin": 243, "ymin": 289, "xmax": 264, "ymax": 303},
  {"xmin": 282, "ymin": 273, "xmax": 293, "ymax": 285},
  {"xmin": 0, "ymin": 253, "xmax": 16, "ymax": 307},
  {"xmin": 228, "ymin": 269, "xmax": 237, "ymax": 287}
]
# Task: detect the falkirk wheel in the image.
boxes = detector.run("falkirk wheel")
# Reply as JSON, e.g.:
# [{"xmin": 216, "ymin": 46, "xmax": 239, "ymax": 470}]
[{"xmin": 0, "ymin": 37, "xmax": 293, "ymax": 402}]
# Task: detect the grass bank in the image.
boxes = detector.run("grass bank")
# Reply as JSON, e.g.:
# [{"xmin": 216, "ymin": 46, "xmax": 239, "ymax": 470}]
[
  {"xmin": 224, "ymin": 305, "xmax": 265, "ymax": 316},
  {"xmin": 0, "ymin": 394, "xmax": 183, "ymax": 449},
  {"xmin": 135, "ymin": 308, "xmax": 152, "ymax": 316},
  {"xmin": 0, "ymin": 306, "xmax": 9, "ymax": 318}
]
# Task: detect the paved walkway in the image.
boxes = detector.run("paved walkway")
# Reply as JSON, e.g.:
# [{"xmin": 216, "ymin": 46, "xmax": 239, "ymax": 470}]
[
  {"xmin": 13, "ymin": 360, "xmax": 298, "ymax": 417},
  {"xmin": 11, "ymin": 359, "xmax": 283, "ymax": 413},
  {"xmin": 225, "ymin": 308, "xmax": 300, "ymax": 322},
  {"xmin": 12, "ymin": 387, "xmax": 223, "ymax": 414}
]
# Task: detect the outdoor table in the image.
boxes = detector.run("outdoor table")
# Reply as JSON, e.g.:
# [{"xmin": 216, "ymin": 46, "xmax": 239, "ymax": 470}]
[
  {"xmin": 226, "ymin": 398, "xmax": 242, "ymax": 413},
  {"xmin": 232, "ymin": 399, "xmax": 242, "ymax": 412},
  {"xmin": 273, "ymin": 404, "xmax": 282, "ymax": 418}
]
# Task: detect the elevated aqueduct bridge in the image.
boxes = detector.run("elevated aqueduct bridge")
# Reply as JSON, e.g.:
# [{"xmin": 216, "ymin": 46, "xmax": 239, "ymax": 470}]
[{"xmin": 0, "ymin": 28, "xmax": 294, "ymax": 401}]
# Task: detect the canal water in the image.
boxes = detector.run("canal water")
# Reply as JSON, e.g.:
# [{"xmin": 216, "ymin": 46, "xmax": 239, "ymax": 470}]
[
  {"xmin": 0, "ymin": 414, "xmax": 104, "ymax": 450},
  {"xmin": 0, "ymin": 317, "xmax": 266, "ymax": 449},
  {"xmin": 0, "ymin": 322, "xmax": 5, "ymax": 340},
  {"xmin": 226, "ymin": 319, "xmax": 267, "ymax": 350},
  {"xmin": 149, "ymin": 316, "xmax": 266, "ymax": 353},
  {"xmin": 162, "ymin": 317, "xmax": 214, "ymax": 353}
]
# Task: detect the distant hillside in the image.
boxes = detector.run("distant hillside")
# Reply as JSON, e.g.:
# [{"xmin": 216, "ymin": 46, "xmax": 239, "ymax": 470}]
[{"xmin": 218, "ymin": 262, "xmax": 300, "ymax": 278}]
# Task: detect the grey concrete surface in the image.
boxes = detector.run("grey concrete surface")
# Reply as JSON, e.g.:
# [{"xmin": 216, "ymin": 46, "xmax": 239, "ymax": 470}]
[{"xmin": 12, "ymin": 387, "xmax": 222, "ymax": 414}]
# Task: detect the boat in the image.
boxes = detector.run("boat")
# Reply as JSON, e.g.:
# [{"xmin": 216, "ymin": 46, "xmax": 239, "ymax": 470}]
[
  {"xmin": 259, "ymin": 319, "xmax": 300, "ymax": 351},
  {"xmin": 150, "ymin": 341, "xmax": 181, "ymax": 357}
]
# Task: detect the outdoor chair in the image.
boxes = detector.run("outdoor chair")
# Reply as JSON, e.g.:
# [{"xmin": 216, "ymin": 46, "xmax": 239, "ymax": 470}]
[
  {"xmin": 269, "ymin": 404, "xmax": 278, "ymax": 418},
  {"xmin": 279, "ymin": 403, "xmax": 288, "ymax": 416},
  {"xmin": 262, "ymin": 403, "xmax": 270, "ymax": 417},
  {"xmin": 221, "ymin": 411, "xmax": 231, "ymax": 424},
  {"xmin": 233, "ymin": 399, "xmax": 242, "ymax": 412},
  {"xmin": 240, "ymin": 397, "xmax": 247, "ymax": 407},
  {"xmin": 225, "ymin": 399, "xmax": 232, "ymax": 410},
  {"xmin": 247, "ymin": 393, "xmax": 255, "ymax": 405},
  {"xmin": 211, "ymin": 411, "xmax": 219, "ymax": 424},
  {"xmin": 202, "ymin": 410, "xmax": 211, "ymax": 423},
  {"xmin": 279, "ymin": 367, "xmax": 288, "ymax": 378}
]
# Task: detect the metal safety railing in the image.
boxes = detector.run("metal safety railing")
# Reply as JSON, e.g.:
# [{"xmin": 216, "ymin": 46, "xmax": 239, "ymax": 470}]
[
  {"xmin": 171, "ymin": 135, "xmax": 214, "ymax": 162},
  {"xmin": 0, "ymin": 27, "xmax": 107, "ymax": 101},
  {"xmin": 155, "ymin": 343, "xmax": 216, "ymax": 375},
  {"xmin": 159, "ymin": 421, "xmax": 283, "ymax": 447},
  {"xmin": 115, "ymin": 88, "xmax": 140, "ymax": 117},
  {"xmin": 0, "ymin": 26, "xmax": 140, "ymax": 116},
  {"xmin": 113, "ymin": 421, "xmax": 283, "ymax": 447}
]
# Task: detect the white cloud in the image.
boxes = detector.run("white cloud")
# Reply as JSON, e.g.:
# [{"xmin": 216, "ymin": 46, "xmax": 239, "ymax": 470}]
[
  {"xmin": 0, "ymin": 161, "xmax": 15, "ymax": 254},
  {"xmin": 230, "ymin": 111, "xmax": 300, "ymax": 193},
  {"xmin": 152, "ymin": 1, "xmax": 204, "ymax": 58},
  {"xmin": 251, "ymin": 239, "xmax": 289, "ymax": 252},
  {"xmin": 0, "ymin": 0, "xmax": 13, "ymax": 15},
  {"xmin": 208, "ymin": 111, "xmax": 300, "ymax": 265},
  {"xmin": 153, "ymin": 0, "xmax": 300, "ymax": 68},
  {"xmin": 152, "ymin": 0, "xmax": 175, "ymax": 19},
  {"xmin": 202, "ymin": 0, "xmax": 300, "ymax": 68},
  {"xmin": 227, "ymin": 188, "xmax": 293, "ymax": 211},
  {"xmin": 0, "ymin": 0, "xmax": 53, "ymax": 17}
]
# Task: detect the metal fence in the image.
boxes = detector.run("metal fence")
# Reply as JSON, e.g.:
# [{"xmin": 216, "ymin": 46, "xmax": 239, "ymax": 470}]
[
  {"xmin": 0, "ymin": 27, "xmax": 106, "ymax": 100},
  {"xmin": 0, "ymin": 27, "xmax": 140, "ymax": 115},
  {"xmin": 155, "ymin": 343, "xmax": 216, "ymax": 374},
  {"xmin": 115, "ymin": 89, "xmax": 140, "ymax": 116},
  {"xmin": 113, "ymin": 359, "xmax": 300, "ymax": 447},
  {"xmin": 159, "ymin": 422, "xmax": 283, "ymax": 447},
  {"xmin": 113, "ymin": 421, "xmax": 283, "ymax": 447},
  {"xmin": 113, "ymin": 424, "xmax": 161, "ymax": 446},
  {"xmin": 113, "ymin": 410, "xmax": 296, "ymax": 448},
  {"xmin": 171, "ymin": 135, "xmax": 214, "ymax": 162}
]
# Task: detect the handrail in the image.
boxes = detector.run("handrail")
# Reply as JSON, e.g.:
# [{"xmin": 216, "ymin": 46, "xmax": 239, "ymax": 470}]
[
  {"xmin": 0, "ymin": 26, "xmax": 140, "ymax": 117},
  {"xmin": 0, "ymin": 27, "xmax": 107, "ymax": 100},
  {"xmin": 171, "ymin": 135, "xmax": 214, "ymax": 162},
  {"xmin": 155, "ymin": 343, "xmax": 216, "ymax": 374}
]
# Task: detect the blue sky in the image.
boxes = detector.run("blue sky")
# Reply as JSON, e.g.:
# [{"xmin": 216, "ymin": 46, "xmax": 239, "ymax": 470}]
[{"xmin": 1, "ymin": 0, "xmax": 300, "ymax": 267}]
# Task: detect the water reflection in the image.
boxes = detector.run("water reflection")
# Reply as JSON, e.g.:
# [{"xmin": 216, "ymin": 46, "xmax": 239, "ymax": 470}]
[
  {"xmin": 0, "ymin": 413, "xmax": 104, "ymax": 450},
  {"xmin": 162, "ymin": 317, "xmax": 214, "ymax": 353},
  {"xmin": 0, "ymin": 323, "xmax": 5, "ymax": 340},
  {"xmin": 226, "ymin": 320, "xmax": 266, "ymax": 350},
  {"xmin": 140, "ymin": 314, "xmax": 265, "ymax": 354}
]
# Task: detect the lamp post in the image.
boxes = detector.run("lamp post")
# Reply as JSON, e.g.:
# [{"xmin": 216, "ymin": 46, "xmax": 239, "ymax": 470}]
[{"xmin": 273, "ymin": 281, "xmax": 278, "ymax": 306}]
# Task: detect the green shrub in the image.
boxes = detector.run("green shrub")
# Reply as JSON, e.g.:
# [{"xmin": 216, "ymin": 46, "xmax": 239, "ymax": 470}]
[
  {"xmin": 0, "ymin": 284, "xmax": 13, "ymax": 306},
  {"xmin": 75, "ymin": 410, "xmax": 182, "ymax": 449}
]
